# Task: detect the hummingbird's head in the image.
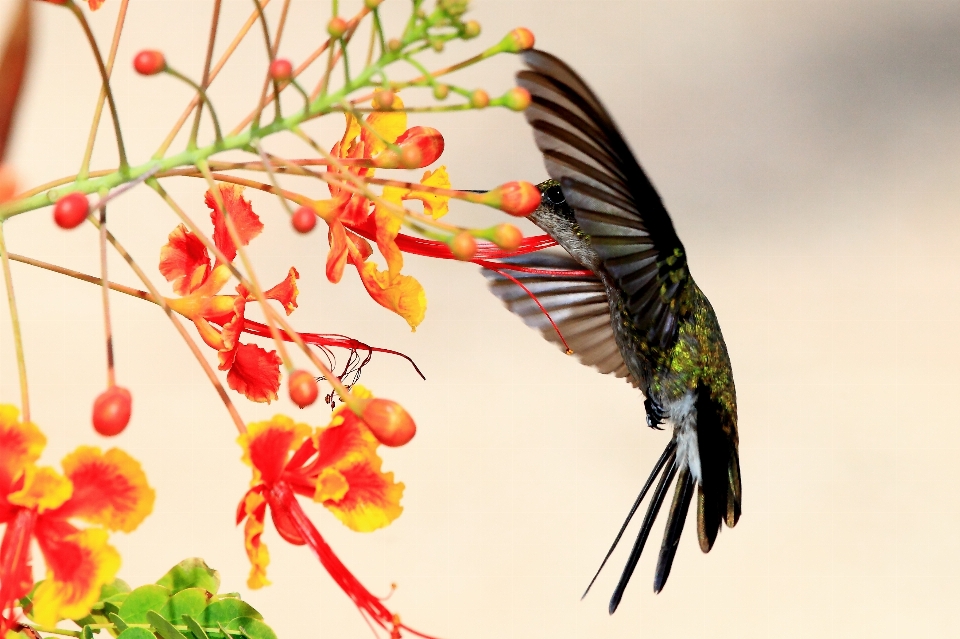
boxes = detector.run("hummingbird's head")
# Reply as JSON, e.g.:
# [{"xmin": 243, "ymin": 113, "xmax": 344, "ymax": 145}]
[{"xmin": 527, "ymin": 179, "xmax": 582, "ymax": 242}]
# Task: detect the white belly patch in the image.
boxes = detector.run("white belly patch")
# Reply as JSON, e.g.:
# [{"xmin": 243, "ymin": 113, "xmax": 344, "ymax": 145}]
[{"xmin": 666, "ymin": 391, "xmax": 702, "ymax": 484}]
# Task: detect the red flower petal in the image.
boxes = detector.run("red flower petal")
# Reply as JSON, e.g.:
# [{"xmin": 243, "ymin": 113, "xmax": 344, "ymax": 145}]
[
  {"xmin": 264, "ymin": 267, "xmax": 300, "ymax": 315},
  {"xmin": 50, "ymin": 447, "xmax": 155, "ymax": 533},
  {"xmin": 326, "ymin": 222, "xmax": 349, "ymax": 284},
  {"xmin": 159, "ymin": 224, "xmax": 211, "ymax": 295},
  {"xmin": 226, "ymin": 343, "xmax": 282, "ymax": 403},
  {"xmin": 206, "ymin": 184, "xmax": 264, "ymax": 264},
  {"xmin": 0, "ymin": 507, "xmax": 37, "ymax": 625}
]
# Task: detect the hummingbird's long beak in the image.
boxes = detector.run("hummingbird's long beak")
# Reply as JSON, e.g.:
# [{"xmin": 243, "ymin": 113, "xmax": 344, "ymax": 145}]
[{"xmin": 461, "ymin": 189, "xmax": 487, "ymax": 193}]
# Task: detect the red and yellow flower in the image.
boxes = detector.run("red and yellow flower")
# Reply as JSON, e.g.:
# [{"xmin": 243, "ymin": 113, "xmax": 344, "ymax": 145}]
[
  {"xmin": 0, "ymin": 405, "xmax": 154, "ymax": 632},
  {"xmin": 318, "ymin": 97, "xmax": 448, "ymax": 331},
  {"xmin": 159, "ymin": 184, "xmax": 299, "ymax": 403},
  {"xmin": 236, "ymin": 386, "xmax": 413, "ymax": 635}
]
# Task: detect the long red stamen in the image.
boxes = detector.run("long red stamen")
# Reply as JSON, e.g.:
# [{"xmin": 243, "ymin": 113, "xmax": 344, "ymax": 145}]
[
  {"xmin": 480, "ymin": 264, "xmax": 572, "ymax": 354},
  {"xmin": 268, "ymin": 483, "xmax": 441, "ymax": 639},
  {"xmin": 241, "ymin": 320, "xmax": 425, "ymax": 380}
]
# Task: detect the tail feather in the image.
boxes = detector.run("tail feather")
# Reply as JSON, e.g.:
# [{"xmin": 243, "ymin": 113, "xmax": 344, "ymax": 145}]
[
  {"xmin": 608, "ymin": 453, "xmax": 678, "ymax": 614},
  {"xmin": 653, "ymin": 468, "xmax": 696, "ymax": 593},
  {"xmin": 582, "ymin": 440, "xmax": 676, "ymax": 601}
]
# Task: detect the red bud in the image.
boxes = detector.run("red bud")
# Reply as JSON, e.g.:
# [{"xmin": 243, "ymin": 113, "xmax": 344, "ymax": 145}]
[
  {"xmin": 53, "ymin": 192, "xmax": 89, "ymax": 229},
  {"xmin": 288, "ymin": 370, "xmax": 319, "ymax": 408},
  {"xmin": 133, "ymin": 50, "xmax": 166, "ymax": 76},
  {"xmin": 489, "ymin": 181, "xmax": 541, "ymax": 217},
  {"xmin": 500, "ymin": 28, "xmax": 535, "ymax": 53},
  {"xmin": 360, "ymin": 398, "xmax": 416, "ymax": 447},
  {"xmin": 493, "ymin": 223, "xmax": 523, "ymax": 251},
  {"xmin": 450, "ymin": 231, "xmax": 477, "ymax": 261},
  {"xmin": 269, "ymin": 58, "xmax": 293, "ymax": 81},
  {"xmin": 92, "ymin": 386, "xmax": 132, "ymax": 436},
  {"xmin": 395, "ymin": 126, "xmax": 444, "ymax": 167},
  {"xmin": 292, "ymin": 206, "xmax": 317, "ymax": 234}
]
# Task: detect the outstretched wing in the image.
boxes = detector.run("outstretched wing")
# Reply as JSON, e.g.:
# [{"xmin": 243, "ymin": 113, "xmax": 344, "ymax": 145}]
[
  {"xmin": 517, "ymin": 50, "xmax": 690, "ymax": 352},
  {"xmin": 482, "ymin": 250, "xmax": 638, "ymax": 387}
]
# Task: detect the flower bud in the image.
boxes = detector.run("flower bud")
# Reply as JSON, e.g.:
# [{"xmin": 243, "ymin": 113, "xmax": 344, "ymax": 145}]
[
  {"xmin": 327, "ymin": 16, "xmax": 348, "ymax": 39},
  {"xmin": 470, "ymin": 89, "xmax": 490, "ymax": 109},
  {"xmin": 504, "ymin": 87, "xmax": 531, "ymax": 111},
  {"xmin": 433, "ymin": 84, "xmax": 449, "ymax": 100},
  {"xmin": 488, "ymin": 181, "xmax": 541, "ymax": 217},
  {"xmin": 463, "ymin": 20, "xmax": 481, "ymax": 39},
  {"xmin": 359, "ymin": 398, "xmax": 416, "ymax": 447},
  {"xmin": 449, "ymin": 231, "xmax": 477, "ymax": 261},
  {"xmin": 269, "ymin": 58, "xmax": 293, "ymax": 81},
  {"xmin": 431, "ymin": 39, "xmax": 445, "ymax": 53},
  {"xmin": 93, "ymin": 386, "xmax": 132, "ymax": 436},
  {"xmin": 288, "ymin": 370, "xmax": 319, "ymax": 408},
  {"xmin": 364, "ymin": 0, "xmax": 383, "ymax": 7},
  {"xmin": 395, "ymin": 126, "xmax": 444, "ymax": 167},
  {"xmin": 373, "ymin": 89, "xmax": 396, "ymax": 111},
  {"xmin": 499, "ymin": 27, "xmax": 535, "ymax": 53},
  {"xmin": 493, "ymin": 223, "xmax": 523, "ymax": 251},
  {"xmin": 388, "ymin": 38, "xmax": 403, "ymax": 52},
  {"xmin": 53, "ymin": 192, "xmax": 90, "ymax": 229},
  {"xmin": 373, "ymin": 149, "xmax": 401, "ymax": 169},
  {"xmin": 292, "ymin": 206, "xmax": 317, "ymax": 233},
  {"xmin": 133, "ymin": 50, "xmax": 166, "ymax": 76}
]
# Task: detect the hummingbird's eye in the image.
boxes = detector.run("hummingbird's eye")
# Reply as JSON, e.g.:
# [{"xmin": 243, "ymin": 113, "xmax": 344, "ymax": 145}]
[{"xmin": 544, "ymin": 185, "xmax": 565, "ymax": 205}]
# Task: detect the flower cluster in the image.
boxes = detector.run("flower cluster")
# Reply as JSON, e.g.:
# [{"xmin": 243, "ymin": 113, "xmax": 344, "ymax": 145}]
[
  {"xmin": 160, "ymin": 184, "xmax": 299, "ymax": 403},
  {"xmin": 320, "ymin": 98, "xmax": 448, "ymax": 331},
  {"xmin": 0, "ymin": 406, "xmax": 154, "ymax": 631}
]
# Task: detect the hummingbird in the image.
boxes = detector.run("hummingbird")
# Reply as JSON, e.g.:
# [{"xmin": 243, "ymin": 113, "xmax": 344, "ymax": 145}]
[{"xmin": 482, "ymin": 50, "xmax": 742, "ymax": 612}]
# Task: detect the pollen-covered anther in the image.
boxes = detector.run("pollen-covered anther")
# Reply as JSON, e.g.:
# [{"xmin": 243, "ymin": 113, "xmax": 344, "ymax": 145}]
[
  {"xmin": 449, "ymin": 231, "xmax": 477, "ymax": 261},
  {"xmin": 503, "ymin": 87, "xmax": 532, "ymax": 112},
  {"xmin": 356, "ymin": 398, "xmax": 416, "ymax": 447},
  {"xmin": 288, "ymin": 370, "xmax": 319, "ymax": 408},
  {"xmin": 493, "ymin": 223, "xmax": 523, "ymax": 251},
  {"xmin": 92, "ymin": 386, "xmax": 132, "ymax": 436},
  {"xmin": 500, "ymin": 27, "xmax": 535, "ymax": 53},
  {"xmin": 487, "ymin": 181, "xmax": 541, "ymax": 217},
  {"xmin": 133, "ymin": 50, "xmax": 166, "ymax": 76}
]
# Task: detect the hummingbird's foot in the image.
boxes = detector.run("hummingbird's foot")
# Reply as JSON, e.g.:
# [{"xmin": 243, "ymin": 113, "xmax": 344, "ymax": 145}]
[{"xmin": 644, "ymin": 397, "xmax": 666, "ymax": 430}]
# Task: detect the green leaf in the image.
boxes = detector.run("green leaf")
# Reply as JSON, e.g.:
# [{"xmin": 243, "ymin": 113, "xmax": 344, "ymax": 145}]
[
  {"xmin": 159, "ymin": 588, "xmax": 212, "ymax": 622},
  {"xmin": 82, "ymin": 626, "xmax": 96, "ymax": 639},
  {"xmin": 199, "ymin": 599, "xmax": 262, "ymax": 626},
  {"xmin": 182, "ymin": 614, "xmax": 210, "ymax": 639},
  {"xmin": 156, "ymin": 559, "xmax": 221, "ymax": 595},
  {"xmin": 115, "ymin": 628, "xmax": 156, "ymax": 639},
  {"xmin": 108, "ymin": 612, "xmax": 129, "ymax": 633},
  {"xmin": 228, "ymin": 618, "xmax": 277, "ymax": 639},
  {"xmin": 118, "ymin": 584, "xmax": 172, "ymax": 624},
  {"xmin": 146, "ymin": 610, "xmax": 189, "ymax": 639},
  {"xmin": 100, "ymin": 579, "xmax": 133, "ymax": 601}
]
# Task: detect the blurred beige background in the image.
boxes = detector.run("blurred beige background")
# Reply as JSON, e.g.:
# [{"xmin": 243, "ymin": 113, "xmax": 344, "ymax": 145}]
[{"xmin": 3, "ymin": 1, "xmax": 960, "ymax": 637}]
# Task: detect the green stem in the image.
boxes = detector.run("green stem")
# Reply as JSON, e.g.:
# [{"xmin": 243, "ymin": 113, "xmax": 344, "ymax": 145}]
[
  {"xmin": 166, "ymin": 67, "xmax": 224, "ymax": 146},
  {"xmin": 0, "ymin": 223, "xmax": 29, "ymax": 421},
  {"xmin": 67, "ymin": 0, "xmax": 129, "ymax": 171}
]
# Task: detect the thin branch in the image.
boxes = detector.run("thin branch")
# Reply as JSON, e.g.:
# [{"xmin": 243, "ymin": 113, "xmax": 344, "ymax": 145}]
[
  {"xmin": 191, "ymin": 0, "xmax": 222, "ymax": 147},
  {"xmin": 0, "ymin": 223, "xmax": 29, "ymax": 421}
]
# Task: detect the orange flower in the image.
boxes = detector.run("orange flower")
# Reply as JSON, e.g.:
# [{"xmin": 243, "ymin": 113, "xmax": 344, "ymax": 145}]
[
  {"xmin": 317, "ymin": 99, "xmax": 449, "ymax": 331},
  {"xmin": 0, "ymin": 406, "xmax": 154, "ymax": 632},
  {"xmin": 159, "ymin": 184, "xmax": 299, "ymax": 403},
  {"xmin": 236, "ymin": 389, "xmax": 412, "ymax": 635}
]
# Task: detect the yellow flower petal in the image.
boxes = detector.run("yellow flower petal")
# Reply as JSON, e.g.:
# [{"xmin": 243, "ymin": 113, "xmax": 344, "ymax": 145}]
[
  {"xmin": 242, "ymin": 491, "xmax": 270, "ymax": 589},
  {"xmin": 0, "ymin": 404, "xmax": 46, "ymax": 489},
  {"xmin": 7, "ymin": 465, "xmax": 72, "ymax": 513},
  {"xmin": 314, "ymin": 467, "xmax": 349, "ymax": 503},
  {"xmin": 365, "ymin": 96, "xmax": 407, "ymax": 155},
  {"xmin": 357, "ymin": 261, "xmax": 426, "ymax": 331},
  {"xmin": 322, "ymin": 457, "xmax": 404, "ymax": 533},
  {"xmin": 59, "ymin": 447, "xmax": 155, "ymax": 533},
  {"xmin": 32, "ymin": 528, "xmax": 120, "ymax": 626},
  {"xmin": 407, "ymin": 166, "xmax": 451, "ymax": 220}
]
